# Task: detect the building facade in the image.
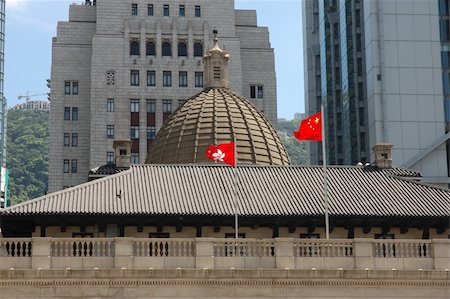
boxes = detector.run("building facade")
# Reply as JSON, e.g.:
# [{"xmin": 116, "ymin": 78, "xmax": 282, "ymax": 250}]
[
  {"xmin": 49, "ymin": 0, "xmax": 277, "ymax": 192},
  {"xmin": 303, "ymin": 0, "xmax": 449, "ymax": 185}
]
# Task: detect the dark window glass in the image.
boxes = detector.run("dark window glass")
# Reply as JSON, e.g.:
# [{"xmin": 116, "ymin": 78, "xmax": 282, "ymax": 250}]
[
  {"xmin": 147, "ymin": 126, "xmax": 156, "ymax": 139},
  {"xmin": 440, "ymin": 19, "xmax": 450, "ymax": 41},
  {"xmin": 442, "ymin": 51, "xmax": 450, "ymax": 68},
  {"xmin": 147, "ymin": 71, "xmax": 156, "ymax": 86},
  {"xmin": 147, "ymin": 99, "xmax": 156, "ymax": 113},
  {"xmin": 179, "ymin": 5, "xmax": 185, "ymax": 16},
  {"xmin": 148, "ymin": 4, "xmax": 154, "ymax": 16},
  {"xmin": 257, "ymin": 85, "xmax": 263, "ymax": 98},
  {"xmin": 439, "ymin": 0, "xmax": 449, "ymax": 15},
  {"xmin": 130, "ymin": 70, "xmax": 140, "ymax": 86},
  {"xmin": 179, "ymin": 71, "xmax": 187, "ymax": 87},
  {"xmin": 163, "ymin": 4, "xmax": 169, "ymax": 16},
  {"xmin": 178, "ymin": 99, "xmax": 187, "ymax": 107},
  {"xmin": 162, "ymin": 42, "xmax": 171, "ymax": 56},
  {"xmin": 130, "ymin": 126, "xmax": 140, "ymax": 140},
  {"xmin": 64, "ymin": 133, "xmax": 70, "ymax": 146},
  {"xmin": 195, "ymin": 72, "xmax": 203, "ymax": 87},
  {"xmin": 443, "ymin": 72, "xmax": 450, "ymax": 95},
  {"xmin": 65, "ymin": 82, "xmax": 71, "ymax": 95},
  {"xmin": 72, "ymin": 82, "xmax": 78, "ymax": 95},
  {"xmin": 130, "ymin": 41, "xmax": 140, "ymax": 56},
  {"xmin": 178, "ymin": 42, "xmax": 187, "ymax": 57},
  {"xmin": 107, "ymin": 98, "xmax": 114, "ymax": 112},
  {"xmin": 63, "ymin": 160, "xmax": 70, "ymax": 173},
  {"xmin": 107, "ymin": 152, "xmax": 114, "ymax": 164},
  {"xmin": 250, "ymin": 85, "xmax": 256, "ymax": 98},
  {"xmin": 107, "ymin": 125, "xmax": 114, "ymax": 138},
  {"xmin": 444, "ymin": 99, "xmax": 450, "ymax": 122},
  {"xmin": 195, "ymin": 6, "xmax": 201, "ymax": 17},
  {"xmin": 146, "ymin": 41, "xmax": 156, "ymax": 56},
  {"xmin": 131, "ymin": 3, "xmax": 138, "ymax": 15},
  {"xmin": 71, "ymin": 159, "xmax": 78, "ymax": 173},
  {"xmin": 163, "ymin": 71, "xmax": 172, "ymax": 87},
  {"xmin": 64, "ymin": 107, "xmax": 70, "ymax": 120},
  {"xmin": 131, "ymin": 153, "xmax": 140, "ymax": 164},
  {"xmin": 194, "ymin": 43, "xmax": 203, "ymax": 57},
  {"xmin": 163, "ymin": 100, "xmax": 172, "ymax": 113},
  {"xmin": 72, "ymin": 107, "xmax": 78, "ymax": 121},
  {"xmin": 72, "ymin": 133, "xmax": 78, "ymax": 147},
  {"xmin": 130, "ymin": 99, "xmax": 140, "ymax": 112}
]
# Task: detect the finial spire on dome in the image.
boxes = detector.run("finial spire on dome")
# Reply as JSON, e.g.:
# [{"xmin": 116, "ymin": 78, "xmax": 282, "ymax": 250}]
[{"xmin": 203, "ymin": 29, "xmax": 230, "ymax": 89}]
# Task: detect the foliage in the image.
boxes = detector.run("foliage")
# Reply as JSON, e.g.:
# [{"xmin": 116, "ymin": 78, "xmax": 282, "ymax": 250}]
[
  {"xmin": 276, "ymin": 118, "xmax": 307, "ymax": 165},
  {"xmin": 6, "ymin": 109, "xmax": 49, "ymax": 205}
]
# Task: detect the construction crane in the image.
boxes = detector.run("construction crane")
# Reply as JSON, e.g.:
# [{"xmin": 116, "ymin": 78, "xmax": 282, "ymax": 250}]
[{"xmin": 17, "ymin": 91, "xmax": 48, "ymax": 104}]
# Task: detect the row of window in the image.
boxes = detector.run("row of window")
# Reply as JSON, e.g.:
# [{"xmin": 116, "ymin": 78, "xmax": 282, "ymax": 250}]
[
  {"xmin": 64, "ymin": 107, "xmax": 78, "ymax": 121},
  {"xmin": 132, "ymin": 4, "xmax": 201, "ymax": 17},
  {"xmin": 64, "ymin": 133, "xmax": 78, "ymax": 147},
  {"xmin": 130, "ymin": 70, "xmax": 203, "ymax": 87},
  {"xmin": 63, "ymin": 159, "xmax": 78, "ymax": 173},
  {"xmin": 105, "ymin": 125, "xmax": 156, "ymax": 140},
  {"xmin": 130, "ymin": 41, "xmax": 203, "ymax": 57},
  {"xmin": 107, "ymin": 98, "xmax": 187, "ymax": 113}
]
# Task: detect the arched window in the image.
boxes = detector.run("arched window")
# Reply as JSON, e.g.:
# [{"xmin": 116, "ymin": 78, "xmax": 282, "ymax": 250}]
[
  {"xmin": 178, "ymin": 42, "xmax": 187, "ymax": 57},
  {"xmin": 130, "ymin": 41, "xmax": 140, "ymax": 56},
  {"xmin": 194, "ymin": 42, "xmax": 203, "ymax": 57},
  {"xmin": 146, "ymin": 41, "xmax": 156, "ymax": 56},
  {"xmin": 162, "ymin": 42, "xmax": 172, "ymax": 57}
]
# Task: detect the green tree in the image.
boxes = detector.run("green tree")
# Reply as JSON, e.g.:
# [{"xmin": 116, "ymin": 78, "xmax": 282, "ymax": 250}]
[
  {"xmin": 6, "ymin": 109, "xmax": 49, "ymax": 205},
  {"xmin": 276, "ymin": 118, "xmax": 307, "ymax": 165}
]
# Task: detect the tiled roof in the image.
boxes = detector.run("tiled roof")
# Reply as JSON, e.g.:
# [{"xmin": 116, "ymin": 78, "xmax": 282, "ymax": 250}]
[
  {"xmin": 88, "ymin": 164, "xmax": 128, "ymax": 176},
  {"xmin": 2, "ymin": 165, "xmax": 449, "ymax": 217}
]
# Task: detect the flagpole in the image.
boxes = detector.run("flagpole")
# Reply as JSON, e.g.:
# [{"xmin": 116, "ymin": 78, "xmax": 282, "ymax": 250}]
[
  {"xmin": 321, "ymin": 104, "xmax": 330, "ymax": 240},
  {"xmin": 233, "ymin": 135, "xmax": 239, "ymax": 240}
]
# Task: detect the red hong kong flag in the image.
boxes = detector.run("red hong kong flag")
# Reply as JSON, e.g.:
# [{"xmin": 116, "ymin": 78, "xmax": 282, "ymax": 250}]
[
  {"xmin": 205, "ymin": 142, "xmax": 235, "ymax": 167},
  {"xmin": 294, "ymin": 112, "xmax": 322, "ymax": 141}
]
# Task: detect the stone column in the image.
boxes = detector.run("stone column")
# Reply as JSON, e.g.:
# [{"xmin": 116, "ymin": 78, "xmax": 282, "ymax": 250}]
[
  {"xmin": 353, "ymin": 238, "xmax": 374, "ymax": 270},
  {"xmin": 195, "ymin": 238, "xmax": 215, "ymax": 269},
  {"xmin": 114, "ymin": 237, "xmax": 134, "ymax": 269},
  {"xmin": 432, "ymin": 239, "xmax": 450, "ymax": 270},
  {"xmin": 275, "ymin": 238, "xmax": 294, "ymax": 269},
  {"xmin": 31, "ymin": 237, "xmax": 52, "ymax": 269}
]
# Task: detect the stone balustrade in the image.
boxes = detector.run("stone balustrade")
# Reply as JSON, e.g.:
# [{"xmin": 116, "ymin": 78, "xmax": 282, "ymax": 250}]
[{"xmin": 0, "ymin": 237, "xmax": 448, "ymax": 270}]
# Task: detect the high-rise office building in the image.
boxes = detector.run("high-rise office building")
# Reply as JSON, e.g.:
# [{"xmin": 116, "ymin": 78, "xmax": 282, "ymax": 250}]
[
  {"xmin": 303, "ymin": 0, "xmax": 449, "ymax": 185},
  {"xmin": 49, "ymin": 0, "xmax": 277, "ymax": 192}
]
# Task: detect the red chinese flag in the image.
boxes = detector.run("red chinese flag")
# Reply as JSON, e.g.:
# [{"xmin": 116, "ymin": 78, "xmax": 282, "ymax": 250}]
[
  {"xmin": 205, "ymin": 142, "xmax": 235, "ymax": 166},
  {"xmin": 294, "ymin": 112, "xmax": 322, "ymax": 141}
]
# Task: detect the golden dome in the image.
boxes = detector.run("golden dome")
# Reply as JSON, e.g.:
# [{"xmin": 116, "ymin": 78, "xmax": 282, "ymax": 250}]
[{"xmin": 145, "ymin": 87, "xmax": 290, "ymax": 166}]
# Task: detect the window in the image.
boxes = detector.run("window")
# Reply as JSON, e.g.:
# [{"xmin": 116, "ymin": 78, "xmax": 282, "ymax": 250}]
[
  {"xmin": 130, "ymin": 41, "xmax": 140, "ymax": 56},
  {"xmin": 163, "ymin": 99, "xmax": 172, "ymax": 113},
  {"xmin": 179, "ymin": 5, "xmax": 185, "ymax": 16},
  {"xmin": 72, "ymin": 107, "xmax": 78, "ymax": 121},
  {"xmin": 195, "ymin": 5, "xmax": 201, "ymax": 17},
  {"xmin": 131, "ymin": 153, "xmax": 140, "ymax": 164},
  {"xmin": 63, "ymin": 160, "xmax": 70, "ymax": 173},
  {"xmin": 64, "ymin": 133, "xmax": 70, "ymax": 147},
  {"xmin": 162, "ymin": 42, "xmax": 171, "ymax": 56},
  {"xmin": 147, "ymin": 126, "xmax": 156, "ymax": 139},
  {"xmin": 107, "ymin": 98, "xmax": 114, "ymax": 112},
  {"xmin": 178, "ymin": 99, "xmax": 187, "ymax": 106},
  {"xmin": 178, "ymin": 42, "xmax": 187, "ymax": 57},
  {"xmin": 107, "ymin": 125, "xmax": 114, "ymax": 138},
  {"xmin": 179, "ymin": 71, "xmax": 187, "ymax": 87},
  {"xmin": 107, "ymin": 151, "xmax": 114, "ymax": 164},
  {"xmin": 72, "ymin": 82, "xmax": 78, "ymax": 95},
  {"xmin": 65, "ymin": 82, "xmax": 71, "ymax": 95},
  {"xmin": 163, "ymin": 4, "xmax": 169, "ymax": 16},
  {"xmin": 72, "ymin": 133, "xmax": 78, "ymax": 147},
  {"xmin": 131, "ymin": 3, "xmax": 138, "ymax": 15},
  {"xmin": 147, "ymin": 70, "xmax": 156, "ymax": 86},
  {"xmin": 195, "ymin": 72, "xmax": 203, "ymax": 87},
  {"xmin": 163, "ymin": 71, "xmax": 172, "ymax": 87},
  {"xmin": 146, "ymin": 41, "xmax": 156, "ymax": 56},
  {"xmin": 130, "ymin": 126, "xmax": 140, "ymax": 139},
  {"xmin": 71, "ymin": 159, "xmax": 78, "ymax": 173},
  {"xmin": 194, "ymin": 42, "xmax": 203, "ymax": 57},
  {"xmin": 130, "ymin": 99, "xmax": 140, "ymax": 112},
  {"xmin": 148, "ymin": 4, "xmax": 154, "ymax": 16},
  {"xmin": 64, "ymin": 107, "xmax": 70, "ymax": 120},
  {"xmin": 250, "ymin": 85, "xmax": 264, "ymax": 99},
  {"xmin": 214, "ymin": 66, "xmax": 221, "ymax": 80},
  {"xmin": 147, "ymin": 99, "xmax": 156, "ymax": 113},
  {"xmin": 130, "ymin": 70, "xmax": 140, "ymax": 86}
]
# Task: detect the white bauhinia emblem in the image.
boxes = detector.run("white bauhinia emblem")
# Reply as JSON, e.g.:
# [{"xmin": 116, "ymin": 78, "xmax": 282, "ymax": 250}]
[{"xmin": 212, "ymin": 149, "xmax": 225, "ymax": 162}]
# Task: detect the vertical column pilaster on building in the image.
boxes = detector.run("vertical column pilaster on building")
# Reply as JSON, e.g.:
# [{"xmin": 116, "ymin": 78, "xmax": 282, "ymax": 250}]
[
  {"xmin": 275, "ymin": 238, "xmax": 294, "ymax": 269},
  {"xmin": 188, "ymin": 20, "xmax": 194, "ymax": 58},
  {"xmin": 203, "ymin": 21, "xmax": 209, "ymax": 50},
  {"xmin": 124, "ymin": 20, "xmax": 130, "ymax": 62},
  {"xmin": 156, "ymin": 22, "xmax": 162, "ymax": 59},
  {"xmin": 140, "ymin": 96, "xmax": 147, "ymax": 163},
  {"xmin": 432, "ymin": 239, "xmax": 450, "ymax": 270},
  {"xmin": 155, "ymin": 99, "xmax": 163, "ymax": 132},
  {"xmin": 140, "ymin": 21, "xmax": 146, "ymax": 60},
  {"xmin": 114, "ymin": 237, "xmax": 134, "ymax": 269},
  {"xmin": 195, "ymin": 238, "xmax": 215, "ymax": 269},
  {"xmin": 172, "ymin": 19, "xmax": 178, "ymax": 59},
  {"xmin": 31, "ymin": 237, "xmax": 52, "ymax": 269},
  {"xmin": 353, "ymin": 238, "xmax": 374, "ymax": 270}
]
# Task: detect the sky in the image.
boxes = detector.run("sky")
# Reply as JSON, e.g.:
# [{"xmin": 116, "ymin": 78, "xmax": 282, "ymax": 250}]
[{"xmin": 5, "ymin": 0, "xmax": 304, "ymax": 120}]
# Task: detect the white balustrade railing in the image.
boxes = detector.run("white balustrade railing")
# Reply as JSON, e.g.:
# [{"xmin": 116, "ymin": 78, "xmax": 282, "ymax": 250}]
[
  {"xmin": 133, "ymin": 238, "xmax": 195, "ymax": 257},
  {"xmin": 0, "ymin": 238, "xmax": 32, "ymax": 257},
  {"xmin": 213, "ymin": 239, "xmax": 275, "ymax": 257},
  {"xmin": 293, "ymin": 239, "xmax": 354, "ymax": 257},
  {"xmin": 50, "ymin": 238, "xmax": 115, "ymax": 257},
  {"xmin": 373, "ymin": 240, "xmax": 432, "ymax": 258}
]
